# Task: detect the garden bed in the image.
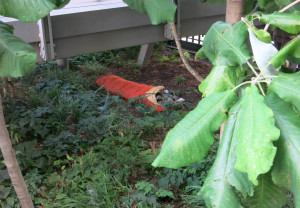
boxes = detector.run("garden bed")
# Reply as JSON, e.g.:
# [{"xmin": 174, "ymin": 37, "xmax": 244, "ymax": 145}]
[{"xmin": 0, "ymin": 44, "xmax": 216, "ymax": 208}]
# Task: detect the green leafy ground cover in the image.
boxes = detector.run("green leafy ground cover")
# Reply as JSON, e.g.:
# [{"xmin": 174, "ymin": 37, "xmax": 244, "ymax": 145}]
[{"xmin": 0, "ymin": 47, "xmax": 217, "ymax": 208}]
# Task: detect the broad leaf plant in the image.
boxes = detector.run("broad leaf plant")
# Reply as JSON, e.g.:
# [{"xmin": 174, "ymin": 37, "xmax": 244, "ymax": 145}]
[
  {"xmin": 0, "ymin": 0, "xmax": 299, "ymax": 207},
  {"xmin": 125, "ymin": 0, "xmax": 300, "ymax": 207},
  {"xmin": 0, "ymin": 1, "xmax": 70, "ymax": 207},
  {"xmin": 0, "ymin": 0, "xmax": 70, "ymax": 77}
]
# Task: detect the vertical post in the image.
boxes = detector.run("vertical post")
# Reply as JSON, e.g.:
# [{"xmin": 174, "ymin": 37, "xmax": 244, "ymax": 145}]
[
  {"xmin": 56, "ymin": 58, "xmax": 69, "ymax": 69},
  {"xmin": 136, "ymin": 43, "xmax": 154, "ymax": 67}
]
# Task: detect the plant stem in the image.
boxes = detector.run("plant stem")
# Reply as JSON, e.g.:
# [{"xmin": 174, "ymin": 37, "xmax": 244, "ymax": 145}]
[
  {"xmin": 232, "ymin": 80, "xmax": 267, "ymax": 96},
  {"xmin": 232, "ymin": 81, "xmax": 252, "ymax": 91},
  {"xmin": 264, "ymin": 0, "xmax": 300, "ymax": 31},
  {"xmin": 170, "ymin": 22, "xmax": 204, "ymax": 83},
  {"xmin": 257, "ymin": 83, "xmax": 266, "ymax": 96},
  {"xmin": 247, "ymin": 61, "xmax": 259, "ymax": 77},
  {"xmin": 261, "ymin": 75, "xmax": 279, "ymax": 79},
  {"xmin": 257, "ymin": 62, "xmax": 271, "ymax": 78}
]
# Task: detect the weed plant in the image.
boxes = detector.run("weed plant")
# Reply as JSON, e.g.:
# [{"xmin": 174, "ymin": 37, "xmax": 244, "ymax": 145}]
[{"xmin": 175, "ymin": 75, "xmax": 186, "ymax": 85}]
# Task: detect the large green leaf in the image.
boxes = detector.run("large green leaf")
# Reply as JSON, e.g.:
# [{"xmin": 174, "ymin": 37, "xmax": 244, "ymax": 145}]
[
  {"xmin": 258, "ymin": 11, "xmax": 300, "ymax": 34},
  {"xmin": 269, "ymin": 72, "xmax": 300, "ymax": 113},
  {"xmin": 122, "ymin": 0, "xmax": 177, "ymax": 25},
  {"xmin": 199, "ymin": 65, "xmax": 245, "ymax": 97},
  {"xmin": 266, "ymin": 92, "xmax": 300, "ymax": 207},
  {"xmin": 247, "ymin": 172, "xmax": 287, "ymax": 208},
  {"xmin": 199, "ymin": 101, "xmax": 254, "ymax": 208},
  {"xmin": 269, "ymin": 38, "xmax": 300, "ymax": 68},
  {"xmin": 152, "ymin": 90, "xmax": 237, "ymax": 168},
  {"xmin": 197, "ymin": 21, "xmax": 251, "ymax": 96},
  {"xmin": 197, "ymin": 21, "xmax": 251, "ymax": 67},
  {"xmin": 0, "ymin": 21, "xmax": 36, "ymax": 77},
  {"xmin": 0, "ymin": 0, "xmax": 56, "ymax": 22},
  {"xmin": 234, "ymin": 85, "xmax": 280, "ymax": 185}
]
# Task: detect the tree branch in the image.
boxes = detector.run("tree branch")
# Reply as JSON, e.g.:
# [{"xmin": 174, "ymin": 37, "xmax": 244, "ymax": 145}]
[
  {"xmin": 264, "ymin": 0, "xmax": 300, "ymax": 31},
  {"xmin": 170, "ymin": 22, "xmax": 204, "ymax": 83},
  {"xmin": 0, "ymin": 96, "xmax": 34, "ymax": 208}
]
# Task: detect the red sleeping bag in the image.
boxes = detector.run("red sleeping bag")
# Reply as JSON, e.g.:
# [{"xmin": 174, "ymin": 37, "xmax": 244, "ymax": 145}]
[{"xmin": 96, "ymin": 75, "xmax": 164, "ymax": 112}]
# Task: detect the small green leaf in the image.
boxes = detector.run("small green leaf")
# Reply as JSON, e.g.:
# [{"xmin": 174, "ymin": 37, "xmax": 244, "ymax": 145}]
[
  {"xmin": 270, "ymin": 38, "xmax": 300, "ymax": 68},
  {"xmin": 266, "ymin": 92, "xmax": 300, "ymax": 207},
  {"xmin": 199, "ymin": 101, "xmax": 254, "ymax": 208},
  {"xmin": 123, "ymin": 0, "xmax": 177, "ymax": 25},
  {"xmin": 269, "ymin": 71, "xmax": 300, "ymax": 113},
  {"xmin": 152, "ymin": 90, "xmax": 237, "ymax": 168},
  {"xmin": 243, "ymin": 17, "xmax": 271, "ymax": 43},
  {"xmin": 0, "ymin": 186, "xmax": 11, "ymax": 199},
  {"xmin": 198, "ymin": 65, "xmax": 245, "ymax": 97},
  {"xmin": 253, "ymin": 29, "xmax": 272, "ymax": 43},
  {"xmin": 247, "ymin": 172, "xmax": 287, "ymax": 208},
  {"xmin": 66, "ymin": 154, "xmax": 74, "ymax": 161},
  {"xmin": 0, "ymin": 21, "xmax": 36, "ymax": 77},
  {"xmin": 259, "ymin": 11, "xmax": 300, "ymax": 34},
  {"xmin": 0, "ymin": 170, "xmax": 10, "ymax": 183},
  {"xmin": 234, "ymin": 85, "xmax": 280, "ymax": 185},
  {"xmin": 155, "ymin": 189, "xmax": 175, "ymax": 199},
  {"xmin": 197, "ymin": 21, "xmax": 250, "ymax": 96},
  {"xmin": 0, "ymin": 0, "xmax": 55, "ymax": 22}
]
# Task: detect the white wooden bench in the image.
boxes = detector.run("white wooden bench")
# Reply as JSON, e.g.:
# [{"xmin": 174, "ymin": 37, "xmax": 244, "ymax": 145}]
[{"xmin": 1, "ymin": 0, "xmax": 225, "ymax": 65}]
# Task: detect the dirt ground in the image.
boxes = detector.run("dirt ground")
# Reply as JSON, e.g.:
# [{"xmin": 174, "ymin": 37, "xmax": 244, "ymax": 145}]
[{"xmin": 102, "ymin": 48, "xmax": 213, "ymax": 108}]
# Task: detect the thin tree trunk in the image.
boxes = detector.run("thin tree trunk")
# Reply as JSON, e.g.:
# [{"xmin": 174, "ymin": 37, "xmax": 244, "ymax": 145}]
[
  {"xmin": 226, "ymin": 0, "xmax": 245, "ymax": 23},
  {"xmin": 220, "ymin": 0, "xmax": 245, "ymax": 140},
  {"xmin": 0, "ymin": 96, "xmax": 34, "ymax": 208}
]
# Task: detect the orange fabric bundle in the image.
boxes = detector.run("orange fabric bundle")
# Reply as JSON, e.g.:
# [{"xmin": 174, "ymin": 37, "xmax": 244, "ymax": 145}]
[{"xmin": 96, "ymin": 75, "xmax": 164, "ymax": 112}]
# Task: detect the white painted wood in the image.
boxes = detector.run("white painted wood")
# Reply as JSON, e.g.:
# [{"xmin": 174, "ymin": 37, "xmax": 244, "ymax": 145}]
[
  {"xmin": 51, "ymin": 0, "xmax": 126, "ymax": 16},
  {"xmin": 0, "ymin": 16, "xmax": 16, "ymax": 23},
  {"xmin": 37, "ymin": 19, "xmax": 48, "ymax": 61},
  {"xmin": 0, "ymin": 0, "xmax": 126, "ymax": 21},
  {"xmin": 0, "ymin": 0, "xmax": 226, "ymax": 64}
]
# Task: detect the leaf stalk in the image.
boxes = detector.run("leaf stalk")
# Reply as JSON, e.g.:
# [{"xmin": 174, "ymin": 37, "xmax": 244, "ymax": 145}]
[{"xmin": 264, "ymin": 0, "xmax": 300, "ymax": 31}]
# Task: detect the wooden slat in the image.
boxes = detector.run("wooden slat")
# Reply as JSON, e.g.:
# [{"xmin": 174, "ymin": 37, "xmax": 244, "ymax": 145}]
[
  {"xmin": 51, "ymin": 0, "xmax": 126, "ymax": 16},
  {"xmin": 63, "ymin": 0, "xmax": 123, "ymax": 8},
  {"xmin": 1, "ymin": 0, "xmax": 126, "ymax": 21}
]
